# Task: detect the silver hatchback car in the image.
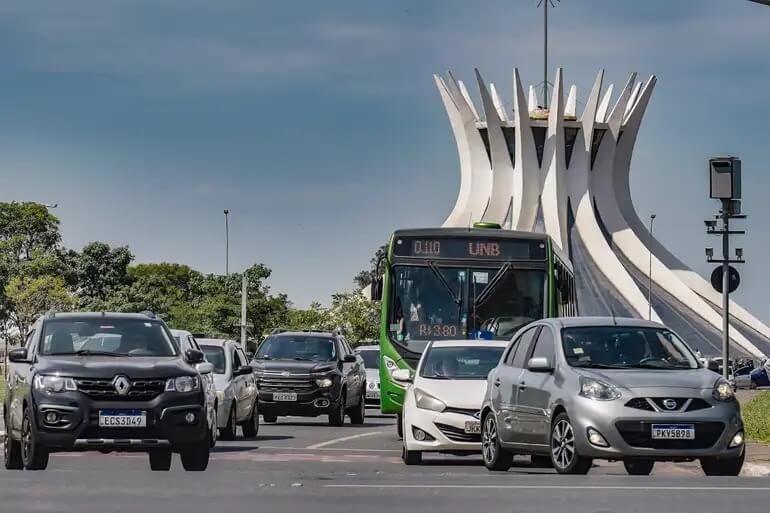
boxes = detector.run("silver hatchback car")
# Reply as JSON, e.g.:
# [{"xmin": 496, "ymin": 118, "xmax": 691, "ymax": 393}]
[{"xmin": 481, "ymin": 317, "xmax": 745, "ymax": 476}]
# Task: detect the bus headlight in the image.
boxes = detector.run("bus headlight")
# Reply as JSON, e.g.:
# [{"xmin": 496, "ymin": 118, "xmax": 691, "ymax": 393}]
[{"xmin": 383, "ymin": 355, "xmax": 398, "ymax": 376}]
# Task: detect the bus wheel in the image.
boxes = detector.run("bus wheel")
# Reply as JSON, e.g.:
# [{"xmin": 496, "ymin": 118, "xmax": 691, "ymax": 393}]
[{"xmin": 396, "ymin": 413, "xmax": 403, "ymax": 439}]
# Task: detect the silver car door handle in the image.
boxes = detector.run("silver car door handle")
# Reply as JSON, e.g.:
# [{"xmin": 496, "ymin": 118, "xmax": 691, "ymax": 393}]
[{"xmin": 518, "ymin": 381, "xmax": 527, "ymax": 391}]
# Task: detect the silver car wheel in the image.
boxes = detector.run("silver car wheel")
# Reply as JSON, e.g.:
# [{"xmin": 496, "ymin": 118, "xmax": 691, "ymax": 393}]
[
  {"xmin": 482, "ymin": 414, "xmax": 497, "ymax": 464},
  {"xmin": 551, "ymin": 419, "xmax": 575, "ymax": 470}
]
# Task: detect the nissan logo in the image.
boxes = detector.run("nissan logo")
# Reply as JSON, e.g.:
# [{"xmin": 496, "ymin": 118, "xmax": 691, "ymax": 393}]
[{"xmin": 662, "ymin": 398, "xmax": 678, "ymax": 410}]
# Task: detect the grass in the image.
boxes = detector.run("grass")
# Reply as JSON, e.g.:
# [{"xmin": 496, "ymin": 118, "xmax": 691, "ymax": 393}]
[{"xmin": 743, "ymin": 391, "xmax": 770, "ymax": 443}]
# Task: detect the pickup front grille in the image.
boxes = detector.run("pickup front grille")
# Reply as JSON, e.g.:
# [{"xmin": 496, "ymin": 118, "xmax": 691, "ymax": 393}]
[
  {"xmin": 258, "ymin": 373, "xmax": 317, "ymax": 393},
  {"xmin": 75, "ymin": 378, "xmax": 165, "ymax": 401}
]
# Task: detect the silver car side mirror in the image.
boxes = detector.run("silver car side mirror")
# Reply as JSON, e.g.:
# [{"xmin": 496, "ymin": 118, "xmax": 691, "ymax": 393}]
[{"xmin": 527, "ymin": 356, "xmax": 553, "ymax": 373}]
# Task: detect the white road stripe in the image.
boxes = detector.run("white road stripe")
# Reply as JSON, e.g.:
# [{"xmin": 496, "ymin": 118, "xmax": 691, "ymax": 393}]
[
  {"xmin": 260, "ymin": 445, "xmax": 399, "ymax": 453},
  {"xmin": 324, "ymin": 485, "xmax": 770, "ymax": 491},
  {"xmin": 305, "ymin": 431, "xmax": 386, "ymax": 449}
]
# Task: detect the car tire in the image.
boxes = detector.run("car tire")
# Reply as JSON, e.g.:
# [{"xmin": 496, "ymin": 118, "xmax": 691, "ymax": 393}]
[
  {"xmin": 402, "ymin": 445, "xmax": 422, "ymax": 465},
  {"xmin": 21, "ymin": 407, "xmax": 49, "ymax": 471},
  {"xmin": 241, "ymin": 402, "xmax": 259, "ymax": 439},
  {"xmin": 263, "ymin": 414, "xmax": 278, "ymax": 423},
  {"xmin": 219, "ymin": 405, "xmax": 237, "ymax": 441},
  {"xmin": 3, "ymin": 430, "xmax": 23, "ymax": 470},
  {"xmin": 624, "ymin": 459, "xmax": 655, "ymax": 476},
  {"xmin": 550, "ymin": 412, "xmax": 592, "ymax": 475},
  {"xmin": 700, "ymin": 451, "xmax": 745, "ymax": 476},
  {"xmin": 481, "ymin": 411, "xmax": 513, "ymax": 472},
  {"xmin": 180, "ymin": 439, "xmax": 211, "ymax": 471},
  {"xmin": 148, "ymin": 449, "xmax": 172, "ymax": 471},
  {"xmin": 749, "ymin": 380, "xmax": 757, "ymax": 390},
  {"xmin": 209, "ymin": 409, "xmax": 218, "ymax": 448},
  {"xmin": 328, "ymin": 393, "xmax": 346, "ymax": 427},
  {"xmin": 396, "ymin": 413, "xmax": 403, "ymax": 439},
  {"xmin": 349, "ymin": 392, "xmax": 366, "ymax": 425},
  {"xmin": 531, "ymin": 454, "xmax": 553, "ymax": 468}
]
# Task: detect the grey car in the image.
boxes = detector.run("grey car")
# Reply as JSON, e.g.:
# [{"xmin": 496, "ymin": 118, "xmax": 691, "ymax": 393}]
[{"xmin": 481, "ymin": 317, "xmax": 745, "ymax": 476}]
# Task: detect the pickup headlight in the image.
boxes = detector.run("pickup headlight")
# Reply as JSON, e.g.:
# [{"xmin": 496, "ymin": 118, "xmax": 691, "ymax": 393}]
[
  {"xmin": 414, "ymin": 388, "xmax": 446, "ymax": 412},
  {"xmin": 316, "ymin": 378, "xmax": 333, "ymax": 388},
  {"xmin": 33, "ymin": 375, "xmax": 77, "ymax": 393},
  {"xmin": 165, "ymin": 376, "xmax": 200, "ymax": 393},
  {"xmin": 712, "ymin": 378, "xmax": 735, "ymax": 402},
  {"xmin": 579, "ymin": 376, "xmax": 621, "ymax": 401}
]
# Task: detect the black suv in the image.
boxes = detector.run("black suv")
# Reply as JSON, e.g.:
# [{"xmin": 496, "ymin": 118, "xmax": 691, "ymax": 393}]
[
  {"xmin": 3, "ymin": 312, "xmax": 211, "ymax": 471},
  {"xmin": 252, "ymin": 331, "xmax": 367, "ymax": 426}
]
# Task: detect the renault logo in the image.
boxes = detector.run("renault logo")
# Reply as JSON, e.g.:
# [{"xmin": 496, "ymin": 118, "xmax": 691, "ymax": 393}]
[
  {"xmin": 662, "ymin": 398, "xmax": 678, "ymax": 410},
  {"xmin": 112, "ymin": 375, "xmax": 131, "ymax": 396}
]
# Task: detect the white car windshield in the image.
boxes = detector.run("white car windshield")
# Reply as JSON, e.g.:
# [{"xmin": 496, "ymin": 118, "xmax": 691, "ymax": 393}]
[{"xmin": 420, "ymin": 346, "xmax": 505, "ymax": 380}]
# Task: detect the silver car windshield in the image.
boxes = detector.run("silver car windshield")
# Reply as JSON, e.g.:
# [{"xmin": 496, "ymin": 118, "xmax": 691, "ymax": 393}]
[{"xmin": 562, "ymin": 326, "xmax": 699, "ymax": 370}]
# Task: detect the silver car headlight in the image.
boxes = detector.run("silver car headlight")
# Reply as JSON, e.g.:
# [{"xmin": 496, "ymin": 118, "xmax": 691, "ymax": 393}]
[
  {"xmin": 33, "ymin": 375, "xmax": 77, "ymax": 393},
  {"xmin": 414, "ymin": 388, "xmax": 446, "ymax": 412},
  {"xmin": 579, "ymin": 376, "xmax": 621, "ymax": 401},
  {"xmin": 712, "ymin": 378, "xmax": 735, "ymax": 402},
  {"xmin": 165, "ymin": 376, "xmax": 200, "ymax": 393}
]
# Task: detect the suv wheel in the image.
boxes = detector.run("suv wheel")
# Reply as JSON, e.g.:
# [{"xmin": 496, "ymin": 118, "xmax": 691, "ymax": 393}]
[
  {"xmin": 21, "ymin": 407, "xmax": 49, "ymax": 471},
  {"xmin": 550, "ymin": 412, "xmax": 592, "ymax": 475},
  {"xmin": 209, "ymin": 409, "xmax": 218, "ymax": 448},
  {"xmin": 481, "ymin": 411, "xmax": 512, "ymax": 471},
  {"xmin": 219, "ymin": 405, "xmax": 237, "ymax": 441},
  {"xmin": 349, "ymin": 391, "xmax": 366, "ymax": 425},
  {"xmin": 3, "ymin": 427, "xmax": 23, "ymax": 470},
  {"xmin": 149, "ymin": 449, "xmax": 172, "ymax": 471},
  {"xmin": 328, "ymin": 393, "xmax": 346, "ymax": 427},
  {"xmin": 180, "ymin": 439, "xmax": 210, "ymax": 471},
  {"xmin": 701, "ymin": 452, "xmax": 745, "ymax": 476},
  {"xmin": 624, "ymin": 459, "xmax": 655, "ymax": 475},
  {"xmin": 263, "ymin": 414, "xmax": 278, "ymax": 423},
  {"xmin": 241, "ymin": 402, "xmax": 259, "ymax": 439}
]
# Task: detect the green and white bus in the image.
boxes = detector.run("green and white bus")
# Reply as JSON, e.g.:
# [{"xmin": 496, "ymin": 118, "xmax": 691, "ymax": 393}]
[{"xmin": 370, "ymin": 225, "xmax": 577, "ymax": 433}]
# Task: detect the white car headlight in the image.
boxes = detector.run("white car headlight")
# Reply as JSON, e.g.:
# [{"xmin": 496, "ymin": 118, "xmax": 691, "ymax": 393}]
[
  {"xmin": 579, "ymin": 376, "xmax": 621, "ymax": 401},
  {"xmin": 414, "ymin": 388, "xmax": 446, "ymax": 412},
  {"xmin": 712, "ymin": 378, "xmax": 735, "ymax": 402},
  {"xmin": 33, "ymin": 375, "xmax": 77, "ymax": 393},
  {"xmin": 165, "ymin": 376, "xmax": 200, "ymax": 393}
]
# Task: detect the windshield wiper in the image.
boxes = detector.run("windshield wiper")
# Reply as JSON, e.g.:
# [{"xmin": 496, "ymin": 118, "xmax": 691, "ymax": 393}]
[
  {"xmin": 254, "ymin": 355, "xmax": 272, "ymax": 360},
  {"xmin": 571, "ymin": 362, "xmax": 631, "ymax": 369},
  {"xmin": 424, "ymin": 374, "xmax": 451, "ymax": 380},
  {"xmin": 54, "ymin": 350, "xmax": 123, "ymax": 357},
  {"xmin": 627, "ymin": 362, "xmax": 691, "ymax": 370},
  {"xmin": 428, "ymin": 262, "xmax": 462, "ymax": 306},
  {"xmin": 473, "ymin": 263, "xmax": 511, "ymax": 307}
]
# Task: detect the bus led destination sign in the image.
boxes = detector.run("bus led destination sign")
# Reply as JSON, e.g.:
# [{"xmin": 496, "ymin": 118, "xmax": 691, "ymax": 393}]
[{"xmin": 393, "ymin": 236, "xmax": 542, "ymax": 260}]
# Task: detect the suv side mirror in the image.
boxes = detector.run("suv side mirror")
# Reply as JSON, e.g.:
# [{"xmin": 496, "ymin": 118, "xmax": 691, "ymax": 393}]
[
  {"xmin": 8, "ymin": 348, "xmax": 29, "ymax": 363},
  {"xmin": 343, "ymin": 354, "xmax": 357, "ymax": 363},
  {"xmin": 197, "ymin": 362, "xmax": 214, "ymax": 375},
  {"xmin": 185, "ymin": 349, "xmax": 205, "ymax": 364},
  {"xmin": 527, "ymin": 356, "xmax": 553, "ymax": 373},
  {"xmin": 370, "ymin": 277, "xmax": 383, "ymax": 301},
  {"xmin": 234, "ymin": 366, "xmax": 254, "ymax": 376}
]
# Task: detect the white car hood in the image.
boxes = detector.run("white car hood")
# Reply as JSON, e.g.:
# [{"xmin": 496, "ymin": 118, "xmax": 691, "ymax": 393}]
[{"xmin": 414, "ymin": 378, "xmax": 488, "ymax": 410}]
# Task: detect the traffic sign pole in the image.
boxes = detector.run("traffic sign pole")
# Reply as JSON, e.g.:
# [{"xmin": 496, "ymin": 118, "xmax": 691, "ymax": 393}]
[{"xmin": 721, "ymin": 202, "xmax": 730, "ymax": 380}]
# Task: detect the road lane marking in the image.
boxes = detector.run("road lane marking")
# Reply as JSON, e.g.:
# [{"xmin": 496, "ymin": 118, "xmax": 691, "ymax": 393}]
[
  {"xmin": 306, "ymin": 431, "xmax": 386, "ymax": 449},
  {"xmin": 259, "ymin": 445, "xmax": 399, "ymax": 453},
  {"xmin": 324, "ymin": 484, "xmax": 770, "ymax": 491}
]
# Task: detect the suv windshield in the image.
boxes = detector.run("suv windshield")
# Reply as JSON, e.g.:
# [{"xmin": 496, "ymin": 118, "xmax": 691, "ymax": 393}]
[
  {"xmin": 562, "ymin": 326, "xmax": 699, "ymax": 370},
  {"xmin": 255, "ymin": 336, "xmax": 336, "ymax": 362},
  {"xmin": 200, "ymin": 346, "xmax": 226, "ymax": 374},
  {"xmin": 40, "ymin": 318, "xmax": 176, "ymax": 357},
  {"xmin": 420, "ymin": 346, "xmax": 505, "ymax": 380},
  {"xmin": 357, "ymin": 349, "xmax": 379, "ymax": 369}
]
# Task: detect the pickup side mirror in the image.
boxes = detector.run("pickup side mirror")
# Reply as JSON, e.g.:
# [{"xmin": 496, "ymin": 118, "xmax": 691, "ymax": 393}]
[
  {"xmin": 391, "ymin": 368, "xmax": 412, "ymax": 383},
  {"xmin": 185, "ymin": 349, "xmax": 205, "ymax": 364},
  {"xmin": 234, "ymin": 366, "xmax": 254, "ymax": 376},
  {"xmin": 8, "ymin": 348, "xmax": 29, "ymax": 363},
  {"xmin": 197, "ymin": 362, "xmax": 214, "ymax": 375},
  {"xmin": 343, "ymin": 354, "xmax": 357, "ymax": 363},
  {"xmin": 527, "ymin": 356, "xmax": 554, "ymax": 373}
]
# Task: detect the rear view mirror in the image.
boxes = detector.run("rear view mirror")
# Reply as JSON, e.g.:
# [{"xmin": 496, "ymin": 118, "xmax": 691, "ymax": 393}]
[
  {"xmin": 8, "ymin": 348, "xmax": 29, "ymax": 363},
  {"xmin": 343, "ymin": 354, "xmax": 357, "ymax": 363},
  {"xmin": 234, "ymin": 366, "xmax": 254, "ymax": 376},
  {"xmin": 391, "ymin": 368, "xmax": 412, "ymax": 383},
  {"xmin": 185, "ymin": 349, "xmax": 205, "ymax": 364},
  {"xmin": 197, "ymin": 362, "xmax": 214, "ymax": 375},
  {"xmin": 527, "ymin": 356, "xmax": 553, "ymax": 373}
]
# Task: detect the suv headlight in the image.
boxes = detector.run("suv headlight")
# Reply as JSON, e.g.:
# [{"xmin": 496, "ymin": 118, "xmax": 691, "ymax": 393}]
[
  {"xmin": 33, "ymin": 375, "xmax": 77, "ymax": 393},
  {"xmin": 316, "ymin": 378, "xmax": 333, "ymax": 388},
  {"xmin": 165, "ymin": 376, "xmax": 200, "ymax": 393},
  {"xmin": 414, "ymin": 388, "xmax": 446, "ymax": 412},
  {"xmin": 712, "ymin": 378, "xmax": 735, "ymax": 402},
  {"xmin": 579, "ymin": 376, "xmax": 621, "ymax": 401}
]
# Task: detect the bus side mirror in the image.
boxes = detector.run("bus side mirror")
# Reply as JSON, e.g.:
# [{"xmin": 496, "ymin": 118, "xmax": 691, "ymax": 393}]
[{"xmin": 370, "ymin": 277, "xmax": 383, "ymax": 301}]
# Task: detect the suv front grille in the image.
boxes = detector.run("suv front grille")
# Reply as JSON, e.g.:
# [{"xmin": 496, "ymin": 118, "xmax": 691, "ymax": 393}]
[
  {"xmin": 615, "ymin": 421, "xmax": 724, "ymax": 449},
  {"xmin": 258, "ymin": 373, "xmax": 317, "ymax": 393},
  {"xmin": 76, "ymin": 378, "xmax": 165, "ymax": 401},
  {"xmin": 434, "ymin": 422, "xmax": 481, "ymax": 443}
]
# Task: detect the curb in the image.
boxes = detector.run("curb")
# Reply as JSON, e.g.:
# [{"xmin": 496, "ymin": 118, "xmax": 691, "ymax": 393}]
[{"xmin": 742, "ymin": 462, "xmax": 770, "ymax": 477}]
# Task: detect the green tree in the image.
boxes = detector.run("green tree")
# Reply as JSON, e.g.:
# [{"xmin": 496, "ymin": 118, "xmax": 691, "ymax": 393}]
[
  {"xmin": 328, "ymin": 292, "xmax": 379, "ymax": 345},
  {"xmin": 5, "ymin": 275, "xmax": 74, "ymax": 336},
  {"xmin": 286, "ymin": 302, "xmax": 334, "ymax": 332},
  {"xmin": 75, "ymin": 242, "xmax": 133, "ymax": 305},
  {"xmin": 353, "ymin": 244, "xmax": 388, "ymax": 289}
]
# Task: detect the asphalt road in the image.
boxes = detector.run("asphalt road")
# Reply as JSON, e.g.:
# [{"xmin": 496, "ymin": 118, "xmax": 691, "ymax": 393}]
[{"xmin": 2, "ymin": 410, "xmax": 770, "ymax": 513}]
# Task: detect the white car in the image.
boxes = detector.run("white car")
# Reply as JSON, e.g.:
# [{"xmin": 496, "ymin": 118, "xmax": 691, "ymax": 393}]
[
  {"xmin": 355, "ymin": 344, "xmax": 381, "ymax": 407},
  {"xmin": 394, "ymin": 339, "xmax": 508, "ymax": 465}
]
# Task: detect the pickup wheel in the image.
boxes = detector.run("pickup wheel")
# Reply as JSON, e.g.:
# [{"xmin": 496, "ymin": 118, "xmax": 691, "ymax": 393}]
[
  {"xmin": 21, "ymin": 407, "xmax": 49, "ymax": 471},
  {"xmin": 148, "ymin": 449, "xmax": 172, "ymax": 471},
  {"xmin": 219, "ymin": 405, "xmax": 237, "ymax": 441},
  {"xmin": 328, "ymin": 393, "xmax": 346, "ymax": 427},
  {"xmin": 263, "ymin": 414, "xmax": 278, "ymax": 423},
  {"xmin": 3, "ymin": 428, "xmax": 23, "ymax": 470},
  {"xmin": 349, "ymin": 390, "xmax": 366, "ymax": 425},
  {"xmin": 241, "ymin": 402, "xmax": 259, "ymax": 439},
  {"xmin": 180, "ymin": 439, "xmax": 210, "ymax": 471}
]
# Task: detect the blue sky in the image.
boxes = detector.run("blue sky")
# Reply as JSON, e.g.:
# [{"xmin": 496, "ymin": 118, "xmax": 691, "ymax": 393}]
[{"xmin": 3, "ymin": 0, "xmax": 770, "ymax": 320}]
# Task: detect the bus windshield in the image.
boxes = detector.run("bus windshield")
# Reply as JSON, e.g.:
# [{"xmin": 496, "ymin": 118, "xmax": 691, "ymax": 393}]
[{"xmin": 389, "ymin": 265, "xmax": 545, "ymax": 346}]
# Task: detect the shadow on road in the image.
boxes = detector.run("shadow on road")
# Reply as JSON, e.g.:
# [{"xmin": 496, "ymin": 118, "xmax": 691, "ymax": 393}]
[
  {"xmin": 255, "ymin": 435, "xmax": 294, "ymax": 441},
  {"xmin": 266, "ymin": 421, "xmax": 394, "ymax": 428}
]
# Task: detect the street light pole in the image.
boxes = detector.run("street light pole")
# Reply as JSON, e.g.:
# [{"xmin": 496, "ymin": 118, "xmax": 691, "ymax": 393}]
[
  {"xmin": 648, "ymin": 214, "xmax": 656, "ymax": 320},
  {"xmin": 224, "ymin": 209, "xmax": 230, "ymax": 276}
]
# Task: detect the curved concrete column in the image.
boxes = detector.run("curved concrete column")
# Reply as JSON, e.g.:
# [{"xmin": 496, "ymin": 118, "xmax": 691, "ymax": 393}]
[
  {"xmin": 540, "ymin": 68, "xmax": 569, "ymax": 250},
  {"xmin": 476, "ymin": 70, "xmax": 514, "ymax": 225},
  {"xmin": 596, "ymin": 84, "xmax": 614, "ymax": 123},
  {"xmin": 511, "ymin": 69, "xmax": 541, "ymax": 231},
  {"xmin": 489, "ymin": 83, "xmax": 509, "ymax": 122}
]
